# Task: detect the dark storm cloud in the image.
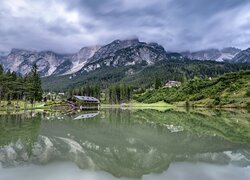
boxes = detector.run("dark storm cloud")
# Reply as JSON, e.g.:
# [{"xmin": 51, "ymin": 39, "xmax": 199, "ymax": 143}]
[{"xmin": 0, "ymin": 0, "xmax": 250, "ymax": 53}]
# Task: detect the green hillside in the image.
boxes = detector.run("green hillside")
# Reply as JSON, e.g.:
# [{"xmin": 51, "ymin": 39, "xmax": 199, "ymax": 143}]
[{"xmin": 134, "ymin": 70, "xmax": 250, "ymax": 107}]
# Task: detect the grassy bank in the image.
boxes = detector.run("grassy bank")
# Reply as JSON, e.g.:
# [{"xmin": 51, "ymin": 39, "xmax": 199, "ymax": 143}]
[
  {"xmin": 174, "ymin": 97, "xmax": 250, "ymax": 108},
  {"xmin": 0, "ymin": 101, "xmax": 45, "ymax": 111},
  {"xmin": 0, "ymin": 100, "xmax": 69, "ymax": 111},
  {"xmin": 101, "ymin": 101, "xmax": 173, "ymax": 111}
]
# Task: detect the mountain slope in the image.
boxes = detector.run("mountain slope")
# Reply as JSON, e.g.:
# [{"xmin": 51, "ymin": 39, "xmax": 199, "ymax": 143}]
[
  {"xmin": 42, "ymin": 60, "xmax": 250, "ymax": 91},
  {"xmin": 0, "ymin": 38, "xmax": 248, "ymax": 78},
  {"xmin": 182, "ymin": 47, "xmax": 241, "ymax": 62},
  {"xmin": 0, "ymin": 39, "xmax": 174, "ymax": 76},
  {"xmin": 1, "ymin": 49, "xmax": 73, "ymax": 76},
  {"xmin": 63, "ymin": 46, "xmax": 101, "ymax": 75},
  {"xmin": 80, "ymin": 39, "xmax": 176, "ymax": 72},
  {"xmin": 0, "ymin": 46, "xmax": 100, "ymax": 76},
  {"xmin": 232, "ymin": 48, "xmax": 250, "ymax": 63}
]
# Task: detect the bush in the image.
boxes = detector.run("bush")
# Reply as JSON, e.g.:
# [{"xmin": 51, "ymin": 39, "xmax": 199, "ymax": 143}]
[
  {"xmin": 7, "ymin": 100, "xmax": 11, "ymax": 105},
  {"xmin": 213, "ymin": 97, "xmax": 221, "ymax": 105},
  {"xmin": 246, "ymin": 89, "xmax": 250, "ymax": 97},
  {"xmin": 190, "ymin": 94, "xmax": 205, "ymax": 101}
]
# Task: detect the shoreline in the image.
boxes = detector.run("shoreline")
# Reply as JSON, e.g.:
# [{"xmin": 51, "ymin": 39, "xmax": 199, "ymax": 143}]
[{"xmin": 0, "ymin": 100, "xmax": 249, "ymax": 112}]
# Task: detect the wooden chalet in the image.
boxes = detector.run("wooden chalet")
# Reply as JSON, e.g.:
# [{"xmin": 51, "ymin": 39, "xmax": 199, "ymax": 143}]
[
  {"xmin": 66, "ymin": 95, "xmax": 100, "ymax": 110},
  {"xmin": 164, "ymin": 81, "xmax": 181, "ymax": 88}
]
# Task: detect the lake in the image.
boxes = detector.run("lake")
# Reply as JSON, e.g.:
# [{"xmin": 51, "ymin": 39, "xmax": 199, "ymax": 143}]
[{"xmin": 0, "ymin": 108, "xmax": 249, "ymax": 180}]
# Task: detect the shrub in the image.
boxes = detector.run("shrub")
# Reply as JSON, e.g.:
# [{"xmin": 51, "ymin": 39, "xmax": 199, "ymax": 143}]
[
  {"xmin": 246, "ymin": 89, "xmax": 250, "ymax": 97},
  {"xmin": 213, "ymin": 97, "xmax": 221, "ymax": 105}
]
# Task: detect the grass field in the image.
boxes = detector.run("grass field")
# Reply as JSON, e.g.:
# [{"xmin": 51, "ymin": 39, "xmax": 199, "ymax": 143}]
[
  {"xmin": 0, "ymin": 100, "xmax": 63, "ymax": 111},
  {"xmin": 101, "ymin": 101, "xmax": 173, "ymax": 111}
]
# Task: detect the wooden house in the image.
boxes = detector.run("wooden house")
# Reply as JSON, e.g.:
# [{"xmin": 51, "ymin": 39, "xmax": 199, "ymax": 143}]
[
  {"xmin": 67, "ymin": 95, "xmax": 100, "ymax": 110},
  {"xmin": 164, "ymin": 81, "xmax": 181, "ymax": 88}
]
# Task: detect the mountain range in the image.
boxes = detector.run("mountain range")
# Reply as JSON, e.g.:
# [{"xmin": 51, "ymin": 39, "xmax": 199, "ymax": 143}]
[
  {"xmin": 181, "ymin": 47, "xmax": 241, "ymax": 62},
  {"xmin": 0, "ymin": 38, "xmax": 249, "ymax": 78}
]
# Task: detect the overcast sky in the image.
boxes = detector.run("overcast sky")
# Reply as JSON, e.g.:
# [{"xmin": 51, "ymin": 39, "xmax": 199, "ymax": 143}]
[{"xmin": 0, "ymin": 0, "xmax": 250, "ymax": 53}]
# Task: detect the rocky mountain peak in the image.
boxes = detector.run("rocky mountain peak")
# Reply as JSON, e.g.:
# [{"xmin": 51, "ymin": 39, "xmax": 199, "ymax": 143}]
[
  {"xmin": 181, "ymin": 47, "xmax": 241, "ymax": 62},
  {"xmin": 0, "ymin": 45, "xmax": 101, "ymax": 77},
  {"xmin": 232, "ymin": 48, "xmax": 250, "ymax": 63},
  {"xmin": 62, "ymin": 46, "xmax": 101, "ymax": 75},
  {"xmin": 181, "ymin": 48, "xmax": 221, "ymax": 61},
  {"xmin": 85, "ymin": 38, "xmax": 141, "ymax": 65},
  {"xmin": 112, "ymin": 38, "xmax": 140, "ymax": 46},
  {"xmin": 221, "ymin": 47, "xmax": 241, "ymax": 55},
  {"xmin": 80, "ymin": 38, "xmax": 171, "ymax": 73},
  {"xmin": 0, "ymin": 39, "xmax": 248, "ymax": 78},
  {"xmin": 79, "ymin": 45, "xmax": 101, "ymax": 53}
]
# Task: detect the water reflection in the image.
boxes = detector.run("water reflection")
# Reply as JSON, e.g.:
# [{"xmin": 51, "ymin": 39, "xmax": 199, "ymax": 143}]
[
  {"xmin": 0, "ymin": 109, "xmax": 249, "ymax": 179},
  {"xmin": 74, "ymin": 112, "xmax": 100, "ymax": 120}
]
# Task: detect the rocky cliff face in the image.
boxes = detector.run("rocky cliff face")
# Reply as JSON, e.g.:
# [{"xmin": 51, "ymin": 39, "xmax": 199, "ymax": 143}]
[
  {"xmin": 0, "ymin": 39, "xmax": 248, "ymax": 77},
  {"xmin": 81, "ymin": 39, "xmax": 177, "ymax": 72},
  {"xmin": 0, "ymin": 46, "xmax": 100, "ymax": 77},
  {"xmin": 182, "ymin": 47, "xmax": 241, "ymax": 62},
  {"xmin": 3, "ymin": 49, "xmax": 73, "ymax": 76},
  {"xmin": 232, "ymin": 48, "xmax": 250, "ymax": 63},
  {"xmin": 0, "ymin": 39, "xmax": 183, "ymax": 76},
  {"xmin": 63, "ymin": 46, "xmax": 101, "ymax": 75}
]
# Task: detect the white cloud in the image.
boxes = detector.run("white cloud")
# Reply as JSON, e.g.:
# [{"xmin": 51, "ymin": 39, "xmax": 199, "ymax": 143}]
[{"xmin": 3, "ymin": 0, "xmax": 80, "ymax": 24}]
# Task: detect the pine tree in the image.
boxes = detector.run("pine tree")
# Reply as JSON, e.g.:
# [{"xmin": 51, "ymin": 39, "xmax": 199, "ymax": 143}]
[
  {"xmin": 155, "ymin": 77, "xmax": 162, "ymax": 89},
  {"xmin": 26, "ymin": 64, "xmax": 43, "ymax": 105}
]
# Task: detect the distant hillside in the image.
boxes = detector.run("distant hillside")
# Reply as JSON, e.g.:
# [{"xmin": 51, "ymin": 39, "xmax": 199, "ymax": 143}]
[
  {"xmin": 134, "ymin": 70, "xmax": 250, "ymax": 107},
  {"xmin": 42, "ymin": 60, "xmax": 250, "ymax": 91}
]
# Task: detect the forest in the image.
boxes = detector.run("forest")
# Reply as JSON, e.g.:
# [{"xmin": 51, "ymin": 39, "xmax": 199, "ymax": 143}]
[
  {"xmin": 0, "ymin": 64, "xmax": 43, "ymax": 106},
  {"xmin": 67, "ymin": 85, "xmax": 101, "ymax": 99},
  {"xmin": 67, "ymin": 84, "xmax": 132, "ymax": 104},
  {"xmin": 42, "ymin": 59, "xmax": 250, "ymax": 91},
  {"xmin": 1, "ymin": 60, "xmax": 250, "ymax": 107},
  {"xmin": 134, "ymin": 70, "xmax": 250, "ymax": 107}
]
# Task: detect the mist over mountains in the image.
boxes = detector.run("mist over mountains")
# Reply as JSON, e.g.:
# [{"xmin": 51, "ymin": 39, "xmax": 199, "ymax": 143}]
[{"xmin": 181, "ymin": 47, "xmax": 241, "ymax": 62}]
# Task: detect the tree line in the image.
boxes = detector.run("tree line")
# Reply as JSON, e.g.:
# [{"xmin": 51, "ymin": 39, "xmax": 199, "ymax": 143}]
[
  {"xmin": 67, "ymin": 83, "xmax": 133, "ymax": 104},
  {"xmin": 68, "ymin": 85, "xmax": 101, "ymax": 99},
  {"xmin": 107, "ymin": 84, "xmax": 132, "ymax": 104},
  {"xmin": 0, "ymin": 64, "xmax": 43, "ymax": 106}
]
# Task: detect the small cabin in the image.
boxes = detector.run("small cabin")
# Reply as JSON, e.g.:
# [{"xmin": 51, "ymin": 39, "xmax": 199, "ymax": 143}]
[
  {"xmin": 164, "ymin": 81, "xmax": 181, "ymax": 88},
  {"xmin": 67, "ymin": 95, "xmax": 100, "ymax": 110}
]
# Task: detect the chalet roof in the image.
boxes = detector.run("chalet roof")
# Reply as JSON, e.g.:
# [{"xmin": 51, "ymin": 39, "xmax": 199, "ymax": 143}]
[
  {"xmin": 74, "ymin": 112, "xmax": 99, "ymax": 120},
  {"xmin": 74, "ymin": 95, "xmax": 99, "ymax": 102},
  {"xmin": 166, "ymin": 80, "xmax": 181, "ymax": 83}
]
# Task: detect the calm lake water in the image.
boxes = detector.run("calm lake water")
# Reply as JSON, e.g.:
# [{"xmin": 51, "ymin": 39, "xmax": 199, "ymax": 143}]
[{"xmin": 0, "ymin": 108, "xmax": 249, "ymax": 180}]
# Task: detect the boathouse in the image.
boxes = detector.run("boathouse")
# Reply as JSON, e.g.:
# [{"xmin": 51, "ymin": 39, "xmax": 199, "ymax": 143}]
[{"xmin": 68, "ymin": 95, "xmax": 100, "ymax": 110}]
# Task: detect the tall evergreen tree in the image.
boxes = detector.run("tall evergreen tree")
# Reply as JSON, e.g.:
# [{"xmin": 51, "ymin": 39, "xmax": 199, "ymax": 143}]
[
  {"xmin": 155, "ymin": 77, "xmax": 162, "ymax": 89},
  {"xmin": 0, "ymin": 63, "xmax": 43, "ymax": 107}
]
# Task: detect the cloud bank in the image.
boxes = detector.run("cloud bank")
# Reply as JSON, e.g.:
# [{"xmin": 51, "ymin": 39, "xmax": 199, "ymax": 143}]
[{"xmin": 0, "ymin": 0, "xmax": 250, "ymax": 53}]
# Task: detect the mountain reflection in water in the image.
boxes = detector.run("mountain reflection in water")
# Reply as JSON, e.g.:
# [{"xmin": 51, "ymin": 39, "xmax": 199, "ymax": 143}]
[{"xmin": 0, "ymin": 109, "xmax": 249, "ymax": 179}]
